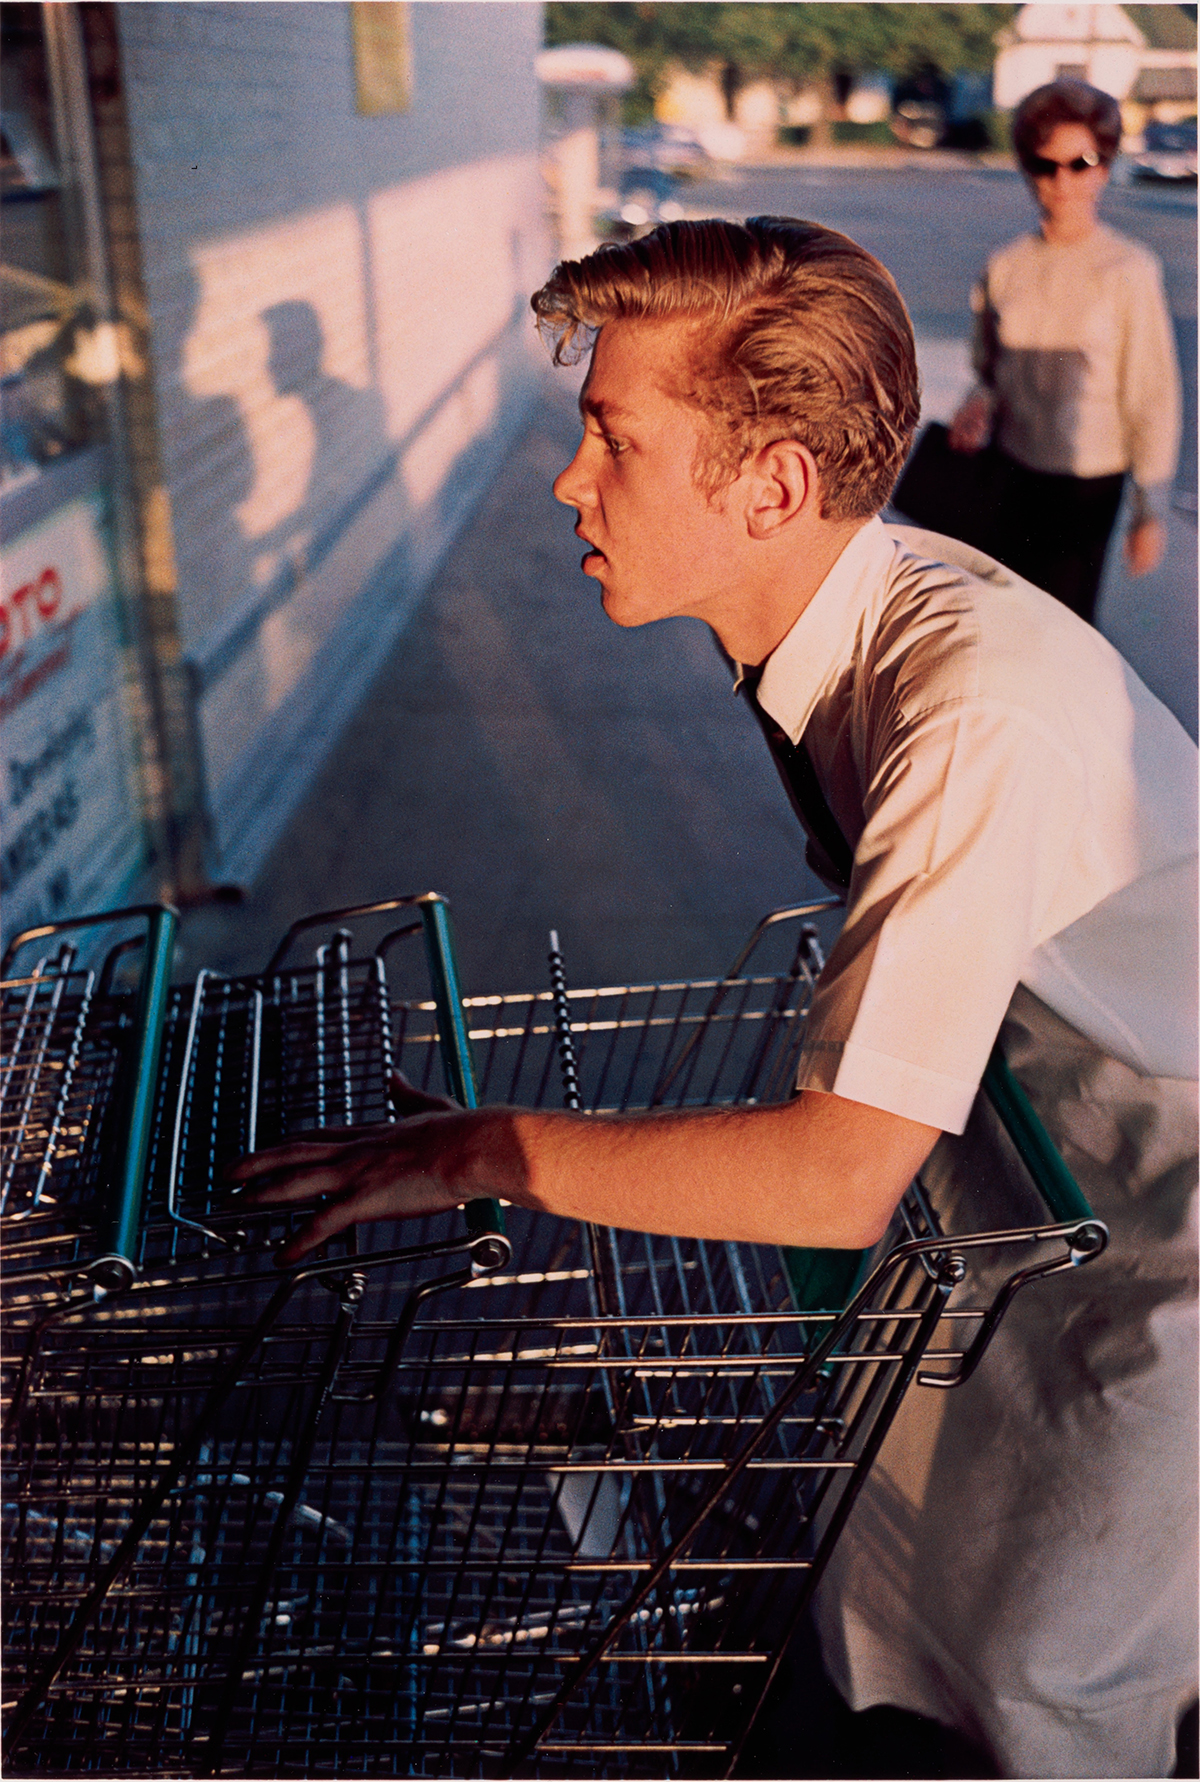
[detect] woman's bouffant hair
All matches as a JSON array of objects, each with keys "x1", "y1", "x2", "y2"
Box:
[
  {"x1": 530, "y1": 216, "x2": 920, "y2": 521},
  {"x1": 1012, "y1": 78, "x2": 1122, "y2": 169}
]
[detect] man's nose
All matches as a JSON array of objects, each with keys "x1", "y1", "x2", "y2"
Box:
[{"x1": 553, "y1": 440, "x2": 591, "y2": 508}]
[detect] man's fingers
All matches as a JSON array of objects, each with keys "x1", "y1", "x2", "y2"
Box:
[
  {"x1": 272, "y1": 1175, "x2": 453, "y2": 1266},
  {"x1": 239, "y1": 1163, "x2": 371, "y2": 1205},
  {"x1": 228, "y1": 1097, "x2": 460, "y2": 1195},
  {"x1": 227, "y1": 1129, "x2": 393, "y2": 1184},
  {"x1": 274, "y1": 1195, "x2": 375, "y2": 1265},
  {"x1": 220, "y1": 1105, "x2": 480, "y2": 1260},
  {"x1": 227, "y1": 1144, "x2": 345, "y2": 1185}
]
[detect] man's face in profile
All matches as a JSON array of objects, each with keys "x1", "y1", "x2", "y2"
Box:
[{"x1": 554, "y1": 319, "x2": 751, "y2": 636}]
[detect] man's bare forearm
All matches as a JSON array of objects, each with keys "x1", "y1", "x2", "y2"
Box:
[
  {"x1": 507, "y1": 1094, "x2": 937, "y2": 1249},
  {"x1": 233, "y1": 1086, "x2": 940, "y2": 1263}
]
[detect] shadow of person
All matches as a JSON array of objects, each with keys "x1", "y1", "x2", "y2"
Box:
[
  {"x1": 155, "y1": 259, "x2": 262, "y2": 661},
  {"x1": 124, "y1": 258, "x2": 260, "y2": 903},
  {"x1": 256, "y1": 299, "x2": 394, "y2": 569}
]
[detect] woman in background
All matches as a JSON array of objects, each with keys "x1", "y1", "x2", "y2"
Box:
[{"x1": 950, "y1": 79, "x2": 1181, "y2": 624}]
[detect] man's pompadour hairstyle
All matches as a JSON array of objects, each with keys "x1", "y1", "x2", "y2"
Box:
[{"x1": 531, "y1": 216, "x2": 921, "y2": 521}]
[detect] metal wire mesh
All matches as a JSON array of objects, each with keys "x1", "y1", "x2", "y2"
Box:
[
  {"x1": 2, "y1": 958, "x2": 126, "y2": 1266},
  {"x1": 2, "y1": 903, "x2": 1102, "y2": 1776},
  {"x1": 398, "y1": 970, "x2": 811, "y2": 1115},
  {"x1": 3, "y1": 1204, "x2": 967, "y2": 1777},
  {"x1": 2, "y1": 930, "x2": 408, "y2": 1312}
]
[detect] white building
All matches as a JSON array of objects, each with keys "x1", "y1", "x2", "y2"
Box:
[{"x1": 994, "y1": 4, "x2": 1197, "y2": 123}]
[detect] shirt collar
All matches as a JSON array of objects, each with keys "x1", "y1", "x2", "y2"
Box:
[{"x1": 747, "y1": 516, "x2": 895, "y2": 743}]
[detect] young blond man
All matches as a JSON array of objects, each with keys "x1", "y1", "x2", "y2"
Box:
[{"x1": 234, "y1": 219, "x2": 1197, "y2": 1777}]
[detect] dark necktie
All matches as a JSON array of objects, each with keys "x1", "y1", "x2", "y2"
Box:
[{"x1": 740, "y1": 675, "x2": 854, "y2": 892}]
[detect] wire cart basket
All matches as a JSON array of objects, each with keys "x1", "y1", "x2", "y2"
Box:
[{"x1": 1, "y1": 894, "x2": 1107, "y2": 1777}]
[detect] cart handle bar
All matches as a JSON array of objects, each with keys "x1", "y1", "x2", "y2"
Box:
[
  {"x1": 3, "y1": 904, "x2": 179, "y2": 1291},
  {"x1": 263, "y1": 891, "x2": 441, "y2": 976},
  {"x1": 263, "y1": 891, "x2": 505, "y2": 1261},
  {"x1": 1, "y1": 901, "x2": 178, "y2": 977},
  {"x1": 416, "y1": 894, "x2": 506, "y2": 1262}
]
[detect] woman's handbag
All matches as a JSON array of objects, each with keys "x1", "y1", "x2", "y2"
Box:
[{"x1": 891, "y1": 421, "x2": 1008, "y2": 555}]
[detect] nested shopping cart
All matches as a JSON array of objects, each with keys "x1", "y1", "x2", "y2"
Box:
[{"x1": 1, "y1": 894, "x2": 1106, "y2": 1778}]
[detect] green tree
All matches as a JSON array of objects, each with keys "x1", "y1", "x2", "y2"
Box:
[{"x1": 545, "y1": 4, "x2": 1014, "y2": 128}]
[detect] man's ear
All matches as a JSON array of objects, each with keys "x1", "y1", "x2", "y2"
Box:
[{"x1": 744, "y1": 439, "x2": 821, "y2": 540}]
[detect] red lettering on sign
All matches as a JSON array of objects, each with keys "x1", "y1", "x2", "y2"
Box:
[
  {"x1": 0, "y1": 566, "x2": 68, "y2": 660},
  {"x1": 34, "y1": 568, "x2": 61, "y2": 619}
]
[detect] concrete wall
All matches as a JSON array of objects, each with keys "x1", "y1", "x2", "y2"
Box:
[{"x1": 115, "y1": 2, "x2": 548, "y2": 880}]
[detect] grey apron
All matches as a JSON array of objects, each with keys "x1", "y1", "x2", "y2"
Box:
[{"x1": 814, "y1": 986, "x2": 1198, "y2": 1777}]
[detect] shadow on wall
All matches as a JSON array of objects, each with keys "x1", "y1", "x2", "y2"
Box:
[
  {"x1": 256, "y1": 298, "x2": 392, "y2": 572},
  {"x1": 174, "y1": 265, "x2": 421, "y2": 851},
  {"x1": 171, "y1": 287, "x2": 405, "y2": 808},
  {"x1": 167, "y1": 170, "x2": 546, "y2": 880}
]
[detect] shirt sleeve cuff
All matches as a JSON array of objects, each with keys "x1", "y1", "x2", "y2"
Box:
[
  {"x1": 795, "y1": 1036, "x2": 977, "y2": 1134},
  {"x1": 1128, "y1": 482, "x2": 1170, "y2": 525}
]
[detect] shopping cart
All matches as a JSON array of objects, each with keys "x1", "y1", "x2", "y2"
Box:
[{"x1": 1, "y1": 895, "x2": 1107, "y2": 1778}]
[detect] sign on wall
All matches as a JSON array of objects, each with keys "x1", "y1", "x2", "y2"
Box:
[
  {"x1": 1, "y1": 489, "x2": 145, "y2": 945},
  {"x1": 351, "y1": 2, "x2": 412, "y2": 115}
]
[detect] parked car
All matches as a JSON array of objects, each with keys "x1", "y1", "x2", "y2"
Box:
[
  {"x1": 890, "y1": 66, "x2": 993, "y2": 151},
  {"x1": 1132, "y1": 118, "x2": 1198, "y2": 181},
  {"x1": 600, "y1": 165, "x2": 685, "y2": 239},
  {"x1": 620, "y1": 123, "x2": 708, "y2": 174},
  {"x1": 891, "y1": 64, "x2": 951, "y2": 149}
]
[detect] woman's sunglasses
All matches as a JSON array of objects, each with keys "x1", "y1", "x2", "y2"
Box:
[{"x1": 1024, "y1": 149, "x2": 1106, "y2": 177}]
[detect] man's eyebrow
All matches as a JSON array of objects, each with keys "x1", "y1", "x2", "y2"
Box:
[{"x1": 579, "y1": 393, "x2": 636, "y2": 424}]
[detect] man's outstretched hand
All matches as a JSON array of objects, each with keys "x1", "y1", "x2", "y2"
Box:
[
  {"x1": 226, "y1": 1071, "x2": 523, "y2": 1266},
  {"x1": 229, "y1": 1074, "x2": 938, "y2": 1261}
]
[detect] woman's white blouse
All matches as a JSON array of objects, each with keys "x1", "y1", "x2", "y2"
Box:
[{"x1": 971, "y1": 223, "x2": 1181, "y2": 497}]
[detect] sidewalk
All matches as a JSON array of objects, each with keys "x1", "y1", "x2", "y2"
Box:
[{"x1": 175, "y1": 374, "x2": 836, "y2": 994}]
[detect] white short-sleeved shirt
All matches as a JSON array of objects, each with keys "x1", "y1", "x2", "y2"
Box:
[{"x1": 755, "y1": 518, "x2": 1198, "y2": 1133}]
